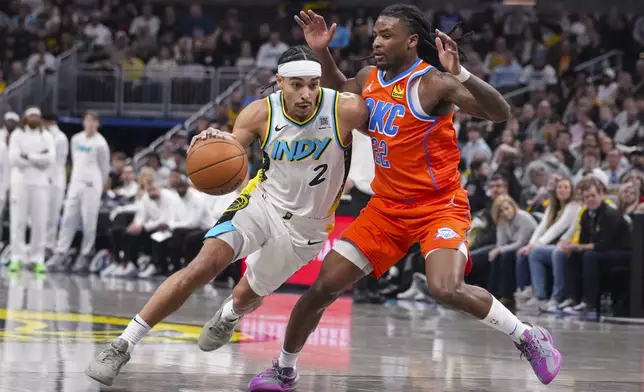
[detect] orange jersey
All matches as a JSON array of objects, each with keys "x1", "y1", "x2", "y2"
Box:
[{"x1": 362, "y1": 58, "x2": 461, "y2": 201}]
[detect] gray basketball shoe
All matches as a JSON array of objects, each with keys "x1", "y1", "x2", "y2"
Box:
[
  {"x1": 85, "y1": 338, "x2": 131, "y2": 386},
  {"x1": 198, "y1": 295, "x2": 240, "y2": 351}
]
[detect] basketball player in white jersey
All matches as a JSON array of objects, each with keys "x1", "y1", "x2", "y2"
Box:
[
  {"x1": 48, "y1": 111, "x2": 110, "y2": 273},
  {"x1": 85, "y1": 45, "x2": 369, "y2": 387},
  {"x1": 42, "y1": 112, "x2": 69, "y2": 255}
]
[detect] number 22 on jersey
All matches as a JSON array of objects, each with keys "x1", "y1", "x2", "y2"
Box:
[{"x1": 366, "y1": 98, "x2": 405, "y2": 169}]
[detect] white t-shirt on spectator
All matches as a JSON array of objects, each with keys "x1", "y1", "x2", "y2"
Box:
[
  {"x1": 169, "y1": 187, "x2": 204, "y2": 231},
  {"x1": 347, "y1": 130, "x2": 375, "y2": 195},
  {"x1": 613, "y1": 110, "x2": 641, "y2": 146},
  {"x1": 129, "y1": 15, "x2": 160, "y2": 37},
  {"x1": 256, "y1": 41, "x2": 289, "y2": 70},
  {"x1": 84, "y1": 23, "x2": 112, "y2": 47},
  {"x1": 520, "y1": 64, "x2": 557, "y2": 87},
  {"x1": 26, "y1": 52, "x2": 56, "y2": 73},
  {"x1": 133, "y1": 188, "x2": 183, "y2": 231},
  {"x1": 597, "y1": 82, "x2": 618, "y2": 103}
]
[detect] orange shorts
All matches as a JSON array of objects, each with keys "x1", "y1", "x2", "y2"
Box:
[{"x1": 342, "y1": 187, "x2": 472, "y2": 278}]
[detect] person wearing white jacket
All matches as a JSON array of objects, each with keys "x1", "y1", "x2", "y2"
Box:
[
  {"x1": 43, "y1": 113, "x2": 69, "y2": 254},
  {"x1": 8, "y1": 107, "x2": 55, "y2": 272},
  {"x1": 48, "y1": 111, "x2": 110, "y2": 273},
  {"x1": 517, "y1": 178, "x2": 582, "y2": 311},
  {"x1": 117, "y1": 182, "x2": 182, "y2": 278},
  {"x1": 139, "y1": 175, "x2": 205, "y2": 278},
  {"x1": 0, "y1": 135, "x2": 9, "y2": 227}
]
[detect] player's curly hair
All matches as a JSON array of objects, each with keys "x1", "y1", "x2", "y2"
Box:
[
  {"x1": 376, "y1": 4, "x2": 470, "y2": 72},
  {"x1": 261, "y1": 45, "x2": 321, "y2": 93}
]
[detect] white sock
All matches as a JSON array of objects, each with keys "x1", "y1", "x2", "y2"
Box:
[
  {"x1": 278, "y1": 347, "x2": 300, "y2": 369},
  {"x1": 119, "y1": 314, "x2": 151, "y2": 353},
  {"x1": 221, "y1": 299, "x2": 241, "y2": 322},
  {"x1": 481, "y1": 296, "x2": 530, "y2": 344}
]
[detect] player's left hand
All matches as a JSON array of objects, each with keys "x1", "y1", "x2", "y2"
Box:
[{"x1": 434, "y1": 29, "x2": 461, "y2": 76}]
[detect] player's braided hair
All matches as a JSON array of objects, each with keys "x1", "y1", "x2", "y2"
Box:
[
  {"x1": 261, "y1": 45, "x2": 322, "y2": 93},
  {"x1": 376, "y1": 4, "x2": 471, "y2": 72}
]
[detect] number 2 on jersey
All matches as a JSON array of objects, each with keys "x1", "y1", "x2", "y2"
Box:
[
  {"x1": 309, "y1": 164, "x2": 328, "y2": 186},
  {"x1": 371, "y1": 137, "x2": 390, "y2": 168}
]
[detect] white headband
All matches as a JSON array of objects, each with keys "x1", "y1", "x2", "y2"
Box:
[
  {"x1": 277, "y1": 60, "x2": 322, "y2": 78},
  {"x1": 4, "y1": 112, "x2": 19, "y2": 122},
  {"x1": 25, "y1": 107, "x2": 41, "y2": 117}
]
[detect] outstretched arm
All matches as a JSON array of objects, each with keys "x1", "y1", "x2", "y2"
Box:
[
  {"x1": 294, "y1": 10, "x2": 369, "y2": 95},
  {"x1": 432, "y1": 30, "x2": 511, "y2": 123}
]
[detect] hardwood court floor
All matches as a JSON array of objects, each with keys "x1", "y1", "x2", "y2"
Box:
[{"x1": 0, "y1": 271, "x2": 642, "y2": 392}]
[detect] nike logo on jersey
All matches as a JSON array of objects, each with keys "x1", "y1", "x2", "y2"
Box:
[
  {"x1": 275, "y1": 125, "x2": 287, "y2": 132},
  {"x1": 308, "y1": 240, "x2": 324, "y2": 245},
  {"x1": 271, "y1": 137, "x2": 331, "y2": 162}
]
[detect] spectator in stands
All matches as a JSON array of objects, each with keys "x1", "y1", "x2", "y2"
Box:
[
  {"x1": 604, "y1": 149, "x2": 628, "y2": 188},
  {"x1": 158, "y1": 5, "x2": 181, "y2": 45},
  {"x1": 519, "y1": 178, "x2": 581, "y2": 310},
  {"x1": 126, "y1": 181, "x2": 181, "y2": 278},
  {"x1": 139, "y1": 172, "x2": 203, "y2": 278},
  {"x1": 487, "y1": 194, "x2": 537, "y2": 309},
  {"x1": 26, "y1": 40, "x2": 56, "y2": 73},
  {"x1": 328, "y1": 14, "x2": 350, "y2": 49},
  {"x1": 573, "y1": 149, "x2": 600, "y2": 184},
  {"x1": 84, "y1": 11, "x2": 112, "y2": 47},
  {"x1": 146, "y1": 45, "x2": 177, "y2": 81},
  {"x1": 109, "y1": 31, "x2": 130, "y2": 63},
  {"x1": 256, "y1": 31, "x2": 288, "y2": 71},
  {"x1": 108, "y1": 151, "x2": 127, "y2": 191},
  {"x1": 597, "y1": 68, "x2": 618, "y2": 104},
  {"x1": 236, "y1": 40, "x2": 255, "y2": 68},
  {"x1": 432, "y1": 2, "x2": 461, "y2": 33},
  {"x1": 555, "y1": 130, "x2": 576, "y2": 170},
  {"x1": 181, "y1": 4, "x2": 213, "y2": 37},
  {"x1": 461, "y1": 125, "x2": 492, "y2": 169},
  {"x1": 618, "y1": 182, "x2": 642, "y2": 217},
  {"x1": 614, "y1": 98, "x2": 640, "y2": 146},
  {"x1": 483, "y1": 37, "x2": 509, "y2": 76},
  {"x1": 143, "y1": 151, "x2": 170, "y2": 186},
  {"x1": 520, "y1": 50, "x2": 558, "y2": 89},
  {"x1": 489, "y1": 51, "x2": 523, "y2": 93},
  {"x1": 465, "y1": 158, "x2": 490, "y2": 215},
  {"x1": 466, "y1": 174, "x2": 509, "y2": 288},
  {"x1": 115, "y1": 164, "x2": 137, "y2": 199},
  {"x1": 524, "y1": 100, "x2": 552, "y2": 140},
  {"x1": 565, "y1": 177, "x2": 632, "y2": 315},
  {"x1": 129, "y1": 3, "x2": 159, "y2": 37}
]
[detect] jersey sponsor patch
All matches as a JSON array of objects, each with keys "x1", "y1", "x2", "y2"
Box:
[
  {"x1": 319, "y1": 116, "x2": 330, "y2": 129},
  {"x1": 391, "y1": 83, "x2": 405, "y2": 99},
  {"x1": 435, "y1": 227, "x2": 459, "y2": 240}
]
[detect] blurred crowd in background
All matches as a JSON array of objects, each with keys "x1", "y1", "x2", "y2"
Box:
[{"x1": 0, "y1": 1, "x2": 643, "y2": 317}]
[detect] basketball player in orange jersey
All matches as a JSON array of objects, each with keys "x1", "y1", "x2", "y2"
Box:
[{"x1": 249, "y1": 6, "x2": 561, "y2": 391}]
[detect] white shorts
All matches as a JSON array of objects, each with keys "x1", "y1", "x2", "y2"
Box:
[{"x1": 204, "y1": 187, "x2": 332, "y2": 296}]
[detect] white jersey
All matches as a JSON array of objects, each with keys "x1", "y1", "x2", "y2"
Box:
[
  {"x1": 69, "y1": 131, "x2": 110, "y2": 188},
  {"x1": 256, "y1": 88, "x2": 351, "y2": 220}
]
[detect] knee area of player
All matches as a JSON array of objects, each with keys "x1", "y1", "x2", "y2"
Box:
[{"x1": 425, "y1": 275, "x2": 466, "y2": 303}]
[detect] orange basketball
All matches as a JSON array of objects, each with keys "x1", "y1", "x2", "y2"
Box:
[{"x1": 186, "y1": 138, "x2": 248, "y2": 195}]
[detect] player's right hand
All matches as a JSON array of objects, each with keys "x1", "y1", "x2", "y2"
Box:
[
  {"x1": 294, "y1": 10, "x2": 335, "y2": 52},
  {"x1": 190, "y1": 127, "x2": 235, "y2": 149}
]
